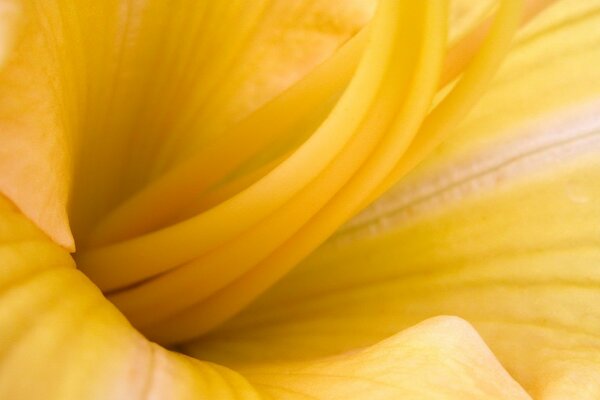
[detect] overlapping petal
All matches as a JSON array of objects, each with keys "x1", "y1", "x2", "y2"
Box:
[{"x1": 0, "y1": 195, "x2": 531, "y2": 399}]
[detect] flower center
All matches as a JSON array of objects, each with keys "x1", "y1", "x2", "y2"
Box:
[{"x1": 72, "y1": 0, "x2": 531, "y2": 345}]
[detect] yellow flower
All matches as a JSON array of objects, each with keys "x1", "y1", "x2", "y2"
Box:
[{"x1": 1, "y1": 0, "x2": 599, "y2": 398}]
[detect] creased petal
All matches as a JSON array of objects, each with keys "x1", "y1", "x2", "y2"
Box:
[
  {"x1": 0, "y1": 195, "x2": 529, "y2": 399},
  {"x1": 186, "y1": 1, "x2": 600, "y2": 397}
]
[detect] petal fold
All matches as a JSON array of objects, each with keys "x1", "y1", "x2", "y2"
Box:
[
  {"x1": 0, "y1": 196, "x2": 530, "y2": 399},
  {"x1": 244, "y1": 317, "x2": 530, "y2": 400},
  {"x1": 0, "y1": 195, "x2": 264, "y2": 399}
]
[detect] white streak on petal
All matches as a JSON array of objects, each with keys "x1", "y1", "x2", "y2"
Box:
[{"x1": 336, "y1": 100, "x2": 600, "y2": 244}]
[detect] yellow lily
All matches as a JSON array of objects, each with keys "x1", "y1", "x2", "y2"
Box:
[{"x1": 1, "y1": 0, "x2": 599, "y2": 398}]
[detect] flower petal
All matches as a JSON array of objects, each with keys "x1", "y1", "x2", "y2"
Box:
[
  {"x1": 0, "y1": 195, "x2": 265, "y2": 399},
  {"x1": 186, "y1": 1, "x2": 600, "y2": 397},
  {"x1": 0, "y1": 0, "x2": 373, "y2": 247},
  {"x1": 0, "y1": 0, "x2": 75, "y2": 249},
  {"x1": 243, "y1": 317, "x2": 530, "y2": 400},
  {"x1": 0, "y1": 195, "x2": 530, "y2": 399}
]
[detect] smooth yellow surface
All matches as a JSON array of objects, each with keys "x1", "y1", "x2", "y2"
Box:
[{"x1": 1, "y1": 0, "x2": 600, "y2": 399}]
